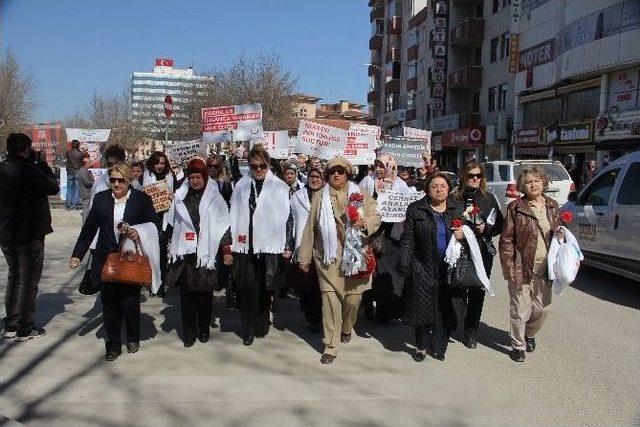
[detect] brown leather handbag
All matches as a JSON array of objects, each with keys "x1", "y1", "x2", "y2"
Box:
[{"x1": 101, "y1": 237, "x2": 152, "y2": 286}]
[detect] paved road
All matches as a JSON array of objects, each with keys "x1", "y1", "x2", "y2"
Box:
[{"x1": 0, "y1": 210, "x2": 638, "y2": 426}]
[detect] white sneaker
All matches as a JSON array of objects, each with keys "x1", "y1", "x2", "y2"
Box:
[
  {"x1": 16, "y1": 328, "x2": 46, "y2": 342},
  {"x1": 3, "y1": 327, "x2": 17, "y2": 339}
]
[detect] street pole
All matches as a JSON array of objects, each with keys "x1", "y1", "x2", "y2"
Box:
[{"x1": 164, "y1": 118, "x2": 169, "y2": 149}]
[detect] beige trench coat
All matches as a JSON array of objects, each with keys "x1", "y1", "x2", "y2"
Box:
[{"x1": 298, "y1": 185, "x2": 381, "y2": 298}]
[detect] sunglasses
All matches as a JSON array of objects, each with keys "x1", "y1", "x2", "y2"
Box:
[
  {"x1": 327, "y1": 166, "x2": 347, "y2": 175},
  {"x1": 109, "y1": 177, "x2": 127, "y2": 184},
  {"x1": 208, "y1": 163, "x2": 220, "y2": 169},
  {"x1": 249, "y1": 162, "x2": 269, "y2": 171},
  {"x1": 467, "y1": 173, "x2": 483, "y2": 179}
]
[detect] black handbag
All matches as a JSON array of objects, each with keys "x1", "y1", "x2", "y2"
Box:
[
  {"x1": 78, "y1": 255, "x2": 101, "y2": 295},
  {"x1": 226, "y1": 277, "x2": 241, "y2": 309},
  {"x1": 447, "y1": 245, "x2": 485, "y2": 290}
]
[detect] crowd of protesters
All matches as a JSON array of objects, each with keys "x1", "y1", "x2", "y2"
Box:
[{"x1": 1, "y1": 132, "x2": 568, "y2": 366}]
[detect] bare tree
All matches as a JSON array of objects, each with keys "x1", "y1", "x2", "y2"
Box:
[
  {"x1": 0, "y1": 49, "x2": 37, "y2": 150},
  {"x1": 181, "y1": 53, "x2": 298, "y2": 139}
]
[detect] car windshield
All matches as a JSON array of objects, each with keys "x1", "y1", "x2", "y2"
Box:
[{"x1": 514, "y1": 163, "x2": 570, "y2": 182}]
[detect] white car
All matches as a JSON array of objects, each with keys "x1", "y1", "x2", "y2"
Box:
[
  {"x1": 485, "y1": 160, "x2": 575, "y2": 215},
  {"x1": 561, "y1": 151, "x2": 640, "y2": 282}
]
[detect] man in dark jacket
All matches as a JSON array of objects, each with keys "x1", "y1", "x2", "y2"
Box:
[
  {"x1": 0, "y1": 133, "x2": 59, "y2": 341},
  {"x1": 65, "y1": 139, "x2": 84, "y2": 210}
]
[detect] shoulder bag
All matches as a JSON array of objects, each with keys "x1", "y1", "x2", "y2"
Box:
[
  {"x1": 447, "y1": 244, "x2": 484, "y2": 290},
  {"x1": 101, "y1": 237, "x2": 152, "y2": 286}
]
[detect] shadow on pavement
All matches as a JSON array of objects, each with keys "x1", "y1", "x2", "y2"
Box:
[{"x1": 570, "y1": 265, "x2": 640, "y2": 310}]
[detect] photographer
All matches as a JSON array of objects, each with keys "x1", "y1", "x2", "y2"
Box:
[{"x1": 0, "y1": 133, "x2": 59, "y2": 341}]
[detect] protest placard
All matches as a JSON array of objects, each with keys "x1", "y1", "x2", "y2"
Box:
[
  {"x1": 343, "y1": 123, "x2": 379, "y2": 165},
  {"x1": 295, "y1": 120, "x2": 347, "y2": 160},
  {"x1": 403, "y1": 126, "x2": 431, "y2": 141},
  {"x1": 376, "y1": 191, "x2": 425, "y2": 222},
  {"x1": 166, "y1": 140, "x2": 203, "y2": 166},
  {"x1": 143, "y1": 180, "x2": 173, "y2": 213},
  {"x1": 380, "y1": 137, "x2": 430, "y2": 168},
  {"x1": 66, "y1": 128, "x2": 111, "y2": 168},
  {"x1": 251, "y1": 131, "x2": 290, "y2": 159},
  {"x1": 202, "y1": 103, "x2": 263, "y2": 143}
]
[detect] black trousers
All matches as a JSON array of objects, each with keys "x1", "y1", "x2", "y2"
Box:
[
  {"x1": 295, "y1": 265, "x2": 322, "y2": 326},
  {"x1": 237, "y1": 255, "x2": 271, "y2": 338},
  {"x1": 464, "y1": 255, "x2": 493, "y2": 339},
  {"x1": 157, "y1": 229, "x2": 169, "y2": 294},
  {"x1": 100, "y1": 282, "x2": 141, "y2": 350},
  {"x1": 1, "y1": 239, "x2": 44, "y2": 333},
  {"x1": 180, "y1": 285, "x2": 213, "y2": 344},
  {"x1": 415, "y1": 324, "x2": 449, "y2": 355}
]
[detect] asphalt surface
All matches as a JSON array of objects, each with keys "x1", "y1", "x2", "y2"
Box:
[{"x1": 0, "y1": 210, "x2": 638, "y2": 426}]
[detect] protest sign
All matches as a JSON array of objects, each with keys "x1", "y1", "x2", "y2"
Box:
[
  {"x1": 403, "y1": 126, "x2": 431, "y2": 140},
  {"x1": 295, "y1": 120, "x2": 347, "y2": 160},
  {"x1": 376, "y1": 191, "x2": 425, "y2": 222},
  {"x1": 344, "y1": 123, "x2": 379, "y2": 165},
  {"x1": 88, "y1": 168, "x2": 108, "y2": 182},
  {"x1": 237, "y1": 159, "x2": 250, "y2": 177},
  {"x1": 66, "y1": 128, "x2": 111, "y2": 168},
  {"x1": 380, "y1": 137, "x2": 429, "y2": 168},
  {"x1": 251, "y1": 131, "x2": 290, "y2": 159},
  {"x1": 202, "y1": 103, "x2": 263, "y2": 143},
  {"x1": 29, "y1": 124, "x2": 63, "y2": 165},
  {"x1": 166, "y1": 140, "x2": 204, "y2": 166},
  {"x1": 143, "y1": 180, "x2": 173, "y2": 213}
]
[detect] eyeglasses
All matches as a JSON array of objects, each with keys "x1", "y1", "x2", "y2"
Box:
[
  {"x1": 308, "y1": 174, "x2": 323, "y2": 180},
  {"x1": 109, "y1": 177, "x2": 127, "y2": 184},
  {"x1": 327, "y1": 166, "x2": 346, "y2": 175},
  {"x1": 249, "y1": 162, "x2": 269, "y2": 171},
  {"x1": 467, "y1": 173, "x2": 483, "y2": 179}
]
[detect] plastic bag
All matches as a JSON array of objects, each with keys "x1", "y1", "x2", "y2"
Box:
[{"x1": 552, "y1": 242, "x2": 582, "y2": 295}]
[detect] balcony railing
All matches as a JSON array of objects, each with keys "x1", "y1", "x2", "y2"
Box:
[
  {"x1": 407, "y1": 77, "x2": 418, "y2": 91},
  {"x1": 388, "y1": 16, "x2": 402, "y2": 34},
  {"x1": 409, "y1": 7, "x2": 427, "y2": 28},
  {"x1": 386, "y1": 47, "x2": 401, "y2": 62},
  {"x1": 369, "y1": 34, "x2": 383, "y2": 50},
  {"x1": 448, "y1": 66, "x2": 483, "y2": 89},
  {"x1": 367, "y1": 90, "x2": 380, "y2": 103},
  {"x1": 385, "y1": 80, "x2": 400, "y2": 93},
  {"x1": 450, "y1": 18, "x2": 485, "y2": 47},
  {"x1": 368, "y1": 63, "x2": 383, "y2": 76},
  {"x1": 407, "y1": 45, "x2": 419, "y2": 61},
  {"x1": 370, "y1": 6, "x2": 383, "y2": 22}
]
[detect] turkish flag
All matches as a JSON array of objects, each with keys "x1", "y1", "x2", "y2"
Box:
[{"x1": 155, "y1": 58, "x2": 174, "y2": 67}]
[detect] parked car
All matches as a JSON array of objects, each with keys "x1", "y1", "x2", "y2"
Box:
[
  {"x1": 561, "y1": 151, "x2": 640, "y2": 282},
  {"x1": 485, "y1": 159, "x2": 575, "y2": 215}
]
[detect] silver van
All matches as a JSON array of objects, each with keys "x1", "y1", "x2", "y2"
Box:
[{"x1": 561, "y1": 151, "x2": 640, "y2": 282}]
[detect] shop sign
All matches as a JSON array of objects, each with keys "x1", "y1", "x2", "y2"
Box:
[
  {"x1": 607, "y1": 67, "x2": 640, "y2": 113},
  {"x1": 515, "y1": 129, "x2": 540, "y2": 145},
  {"x1": 508, "y1": 34, "x2": 520, "y2": 73},
  {"x1": 443, "y1": 127, "x2": 485, "y2": 147},
  {"x1": 557, "y1": 122, "x2": 593, "y2": 143},
  {"x1": 518, "y1": 39, "x2": 554, "y2": 71},
  {"x1": 596, "y1": 109, "x2": 640, "y2": 140},
  {"x1": 430, "y1": 114, "x2": 460, "y2": 133}
]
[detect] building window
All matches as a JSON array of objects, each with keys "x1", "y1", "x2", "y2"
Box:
[
  {"x1": 490, "y1": 38, "x2": 499, "y2": 62},
  {"x1": 488, "y1": 86, "x2": 497, "y2": 112},
  {"x1": 386, "y1": 92, "x2": 397, "y2": 112},
  {"x1": 476, "y1": 2, "x2": 484, "y2": 17},
  {"x1": 407, "y1": 61, "x2": 418, "y2": 79},
  {"x1": 498, "y1": 83, "x2": 508, "y2": 110},
  {"x1": 562, "y1": 87, "x2": 600, "y2": 122},
  {"x1": 372, "y1": 18, "x2": 384, "y2": 36},
  {"x1": 492, "y1": 0, "x2": 499, "y2": 13},
  {"x1": 473, "y1": 92, "x2": 480, "y2": 113},
  {"x1": 474, "y1": 47, "x2": 482, "y2": 65},
  {"x1": 503, "y1": 0, "x2": 511, "y2": 7},
  {"x1": 500, "y1": 32, "x2": 510, "y2": 59},
  {"x1": 407, "y1": 91, "x2": 417, "y2": 110}
]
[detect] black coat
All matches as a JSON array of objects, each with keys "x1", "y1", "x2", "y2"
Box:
[
  {"x1": 72, "y1": 188, "x2": 159, "y2": 290},
  {"x1": 398, "y1": 197, "x2": 463, "y2": 327},
  {"x1": 449, "y1": 188, "x2": 504, "y2": 275},
  {"x1": 0, "y1": 154, "x2": 59, "y2": 246}
]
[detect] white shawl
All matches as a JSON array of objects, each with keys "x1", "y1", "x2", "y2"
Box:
[
  {"x1": 142, "y1": 169, "x2": 174, "y2": 191},
  {"x1": 230, "y1": 170, "x2": 290, "y2": 254},
  {"x1": 166, "y1": 180, "x2": 230, "y2": 269},
  {"x1": 444, "y1": 225, "x2": 495, "y2": 296},
  {"x1": 359, "y1": 174, "x2": 409, "y2": 196},
  {"x1": 291, "y1": 187, "x2": 312, "y2": 252},
  {"x1": 319, "y1": 181, "x2": 360, "y2": 266},
  {"x1": 122, "y1": 222, "x2": 161, "y2": 293}
]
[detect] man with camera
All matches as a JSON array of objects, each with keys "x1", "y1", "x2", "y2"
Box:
[{"x1": 0, "y1": 133, "x2": 59, "y2": 341}]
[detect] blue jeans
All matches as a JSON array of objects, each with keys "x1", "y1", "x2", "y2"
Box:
[{"x1": 66, "y1": 172, "x2": 80, "y2": 207}]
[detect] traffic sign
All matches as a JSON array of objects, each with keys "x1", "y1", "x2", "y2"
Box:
[{"x1": 164, "y1": 95, "x2": 173, "y2": 119}]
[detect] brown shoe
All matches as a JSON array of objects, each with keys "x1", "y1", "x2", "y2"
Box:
[
  {"x1": 320, "y1": 353, "x2": 336, "y2": 364},
  {"x1": 340, "y1": 333, "x2": 352, "y2": 343}
]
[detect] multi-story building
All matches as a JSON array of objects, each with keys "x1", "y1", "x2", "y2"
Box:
[
  {"x1": 131, "y1": 58, "x2": 211, "y2": 139},
  {"x1": 512, "y1": 0, "x2": 640, "y2": 167},
  {"x1": 369, "y1": 0, "x2": 640, "y2": 171}
]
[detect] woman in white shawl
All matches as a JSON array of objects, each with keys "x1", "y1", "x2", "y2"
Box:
[
  {"x1": 165, "y1": 157, "x2": 232, "y2": 347},
  {"x1": 290, "y1": 168, "x2": 324, "y2": 333},
  {"x1": 298, "y1": 157, "x2": 381, "y2": 364},
  {"x1": 359, "y1": 154, "x2": 412, "y2": 323},
  {"x1": 230, "y1": 145, "x2": 294, "y2": 346}
]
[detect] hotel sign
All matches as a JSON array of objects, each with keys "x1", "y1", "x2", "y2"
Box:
[{"x1": 518, "y1": 39, "x2": 554, "y2": 71}]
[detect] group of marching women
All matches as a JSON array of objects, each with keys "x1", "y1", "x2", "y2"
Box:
[{"x1": 69, "y1": 143, "x2": 566, "y2": 365}]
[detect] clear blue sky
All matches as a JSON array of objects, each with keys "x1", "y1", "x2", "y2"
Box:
[{"x1": 1, "y1": 0, "x2": 371, "y2": 123}]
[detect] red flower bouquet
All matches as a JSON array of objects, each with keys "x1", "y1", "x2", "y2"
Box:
[
  {"x1": 451, "y1": 218, "x2": 464, "y2": 228},
  {"x1": 561, "y1": 210, "x2": 574, "y2": 224},
  {"x1": 342, "y1": 192, "x2": 375, "y2": 278}
]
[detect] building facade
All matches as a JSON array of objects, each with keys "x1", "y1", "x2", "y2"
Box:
[
  {"x1": 131, "y1": 58, "x2": 211, "y2": 139},
  {"x1": 368, "y1": 0, "x2": 640, "y2": 170}
]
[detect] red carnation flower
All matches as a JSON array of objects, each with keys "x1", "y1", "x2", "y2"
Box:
[
  {"x1": 561, "y1": 210, "x2": 574, "y2": 224},
  {"x1": 471, "y1": 204, "x2": 481, "y2": 215},
  {"x1": 347, "y1": 205, "x2": 360, "y2": 222},
  {"x1": 349, "y1": 192, "x2": 364, "y2": 203},
  {"x1": 451, "y1": 218, "x2": 464, "y2": 228}
]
